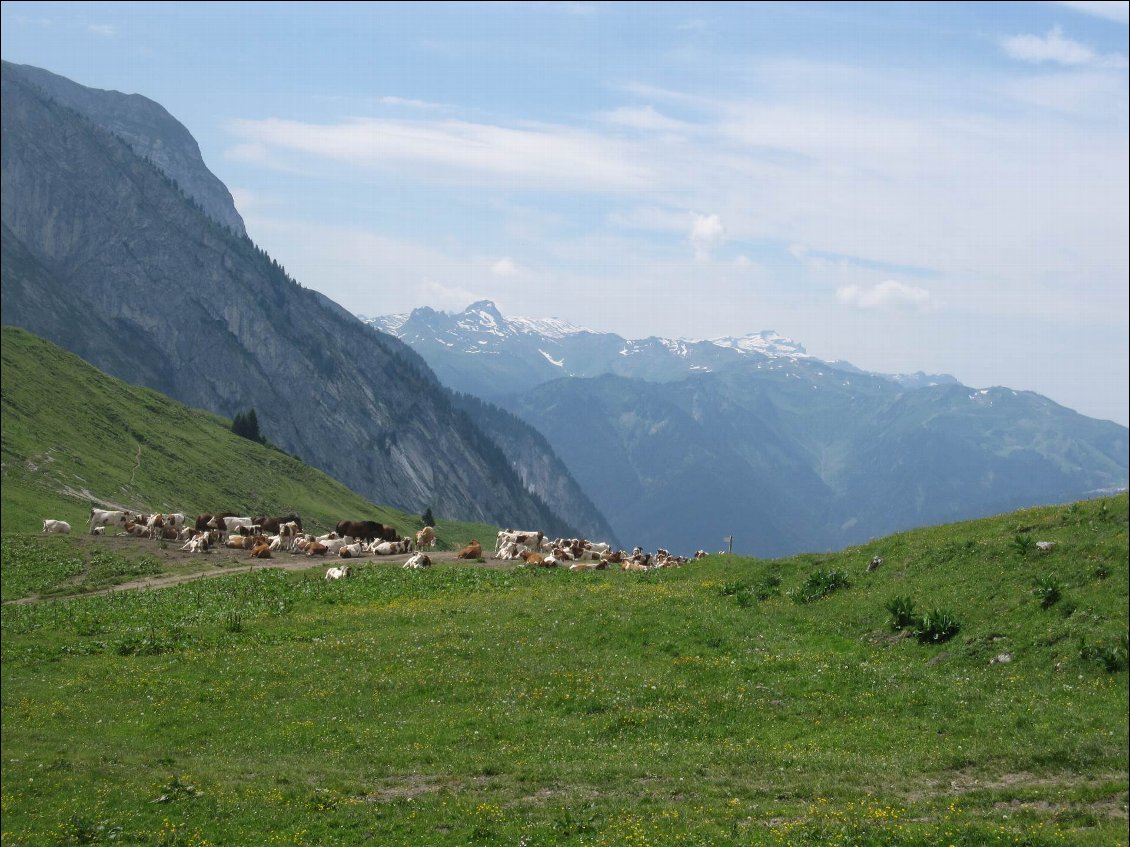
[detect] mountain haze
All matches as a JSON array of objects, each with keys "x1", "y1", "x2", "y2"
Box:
[
  {"x1": 0, "y1": 62, "x2": 573, "y2": 534},
  {"x1": 370, "y1": 302, "x2": 1129, "y2": 556}
]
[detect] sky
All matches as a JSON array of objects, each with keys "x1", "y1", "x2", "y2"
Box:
[{"x1": 3, "y1": 1, "x2": 1128, "y2": 426}]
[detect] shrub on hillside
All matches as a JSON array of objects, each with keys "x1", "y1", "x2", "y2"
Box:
[
  {"x1": 914, "y1": 609, "x2": 961, "y2": 644},
  {"x1": 792, "y1": 570, "x2": 851, "y2": 604},
  {"x1": 1080, "y1": 634, "x2": 1129, "y2": 673},
  {"x1": 886, "y1": 595, "x2": 917, "y2": 631},
  {"x1": 1032, "y1": 575, "x2": 1062, "y2": 609}
]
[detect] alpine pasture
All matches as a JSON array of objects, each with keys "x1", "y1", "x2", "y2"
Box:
[{"x1": 2, "y1": 327, "x2": 1127, "y2": 845}]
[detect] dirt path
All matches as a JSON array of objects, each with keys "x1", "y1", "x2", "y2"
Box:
[{"x1": 5, "y1": 533, "x2": 493, "y2": 605}]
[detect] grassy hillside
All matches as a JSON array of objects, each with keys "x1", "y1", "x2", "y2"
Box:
[
  {"x1": 1, "y1": 493, "x2": 1125, "y2": 845},
  {"x1": 0, "y1": 325, "x2": 494, "y2": 546}
]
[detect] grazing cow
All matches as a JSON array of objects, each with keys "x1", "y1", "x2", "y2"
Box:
[
  {"x1": 415, "y1": 526, "x2": 437, "y2": 550},
  {"x1": 89, "y1": 509, "x2": 130, "y2": 534},
  {"x1": 325, "y1": 565, "x2": 352, "y2": 580},
  {"x1": 867, "y1": 556, "x2": 884, "y2": 572},
  {"x1": 336, "y1": 520, "x2": 397, "y2": 542},
  {"x1": 403, "y1": 552, "x2": 431, "y2": 569},
  {"x1": 456, "y1": 539, "x2": 482, "y2": 560},
  {"x1": 195, "y1": 513, "x2": 215, "y2": 532},
  {"x1": 250, "y1": 543, "x2": 272, "y2": 559},
  {"x1": 42, "y1": 519, "x2": 71, "y2": 534}
]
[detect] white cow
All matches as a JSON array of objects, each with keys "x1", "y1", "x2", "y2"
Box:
[
  {"x1": 403, "y1": 552, "x2": 431, "y2": 569},
  {"x1": 495, "y1": 529, "x2": 544, "y2": 555},
  {"x1": 89, "y1": 509, "x2": 130, "y2": 534},
  {"x1": 325, "y1": 565, "x2": 352, "y2": 580},
  {"x1": 42, "y1": 519, "x2": 71, "y2": 534}
]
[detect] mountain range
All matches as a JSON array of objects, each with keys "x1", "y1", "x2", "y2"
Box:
[
  {"x1": 0, "y1": 61, "x2": 586, "y2": 537},
  {"x1": 366, "y1": 302, "x2": 1129, "y2": 556},
  {"x1": 3, "y1": 60, "x2": 1125, "y2": 559}
]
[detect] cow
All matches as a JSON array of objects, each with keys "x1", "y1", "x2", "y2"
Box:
[
  {"x1": 91, "y1": 526, "x2": 106, "y2": 536},
  {"x1": 494, "y1": 540, "x2": 523, "y2": 561},
  {"x1": 456, "y1": 539, "x2": 482, "y2": 560},
  {"x1": 495, "y1": 529, "x2": 544, "y2": 555},
  {"x1": 325, "y1": 565, "x2": 352, "y2": 580},
  {"x1": 338, "y1": 542, "x2": 366, "y2": 558},
  {"x1": 306, "y1": 542, "x2": 330, "y2": 557},
  {"x1": 253, "y1": 514, "x2": 303, "y2": 535},
  {"x1": 89, "y1": 509, "x2": 130, "y2": 534},
  {"x1": 181, "y1": 533, "x2": 211, "y2": 553},
  {"x1": 250, "y1": 543, "x2": 272, "y2": 559},
  {"x1": 221, "y1": 516, "x2": 256, "y2": 533},
  {"x1": 42, "y1": 519, "x2": 71, "y2": 534},
  {"x1": 124, "y1": 521, "x2": 151, "y2": 538},
  {"x1": 415, "y1": 526, "x2": 437, "y2": 550},
  {"x1": 371, "y1": 538, "x2": 410, "y2": 556},
  {"x1": 336, "y1": 520, "x2": 397, "y2": 542},
  {"x1": 403, "y1": 552, "x2": 431, "y2": 569}
]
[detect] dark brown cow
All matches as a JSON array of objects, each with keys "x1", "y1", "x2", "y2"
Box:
[
  {"x1": 253, "y1": 514, "x2": 303, "y2": 534},
  {"x1": 336, "y1": 520, "x2": 397, "y2": 542}
]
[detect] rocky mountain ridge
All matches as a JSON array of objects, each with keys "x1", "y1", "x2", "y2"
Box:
[
  {"x1": 0, "y1": 62, "x2": 575, "y2": 535},
  {"x1": 363, "y1": 300, "x2": 958, "y2": 399}
]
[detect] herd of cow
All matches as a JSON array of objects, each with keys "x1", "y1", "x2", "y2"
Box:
[{"x1": 40, "y1": 509, "x2": 704, "y2": 579}]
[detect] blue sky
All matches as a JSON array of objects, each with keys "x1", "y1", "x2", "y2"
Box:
[{"x1": 3, "y1": 1, "x2": 1128, "y2": 425}]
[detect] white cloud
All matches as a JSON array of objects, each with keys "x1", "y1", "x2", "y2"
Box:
[
  {"x1": 227, "y1": 116, "x2": 652, "y2": 192},
  {"x1": 600, "y1": 105, "x2": 689, "y2": 132},
  {"x1": 1000, "y1": 26, "x2": 1128, "y2": 68},
  {"x1": 379, "y1": 95, "x2": 446, "y2": 110},
  {"x1": 837, "y1": 281, "x2": 936, "y2": 312},
  {"x1": 87, "y1": 23, "x2": 114, "y2": 36},
  {"x1": 690, "y1": 213, "x2": 725, "y2": 260},
  {"x1": 1055, "y1": 1, "x2": 1130, "y2": 24},
  {"x1": 491, "y1": 257, "x2": 519, "y2": 276}
]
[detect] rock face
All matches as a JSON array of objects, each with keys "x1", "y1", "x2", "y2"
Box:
[
  {"x1": 448, "y1": 392, "x2": 619, "y2": 546},
  {"x1": 0, "y1": 62, "x2": 570, "y2": 532},
  {"x1": 5, "y1": 62, "x2": 246, "y2": 237}
]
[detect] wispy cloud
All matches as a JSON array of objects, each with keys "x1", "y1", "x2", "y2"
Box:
[
  {"x1": 1000, "y1": 25, "x2": 1128, "y2": 68},
  {"x1": 87, "y1": 23, "x2": 115, "y2": 37},
  {"x1": 379, "y1": 95, "x2": 447, "y2": 111},
  {"x1": 599, "y1": 105, "x2": 689, "y2": 132},
  {"x1": 1054, "y1": 1, "x2": 1130, "y2": 24},
  {"x1": 227, "y1": 116, "x2": 652, "y2": 191},
  {"x1": 837, "y1": 281, "x2": 935, "y2": 312},
  {"x1": 491, "y1": 257, "x2": 520, "y2": 276}
]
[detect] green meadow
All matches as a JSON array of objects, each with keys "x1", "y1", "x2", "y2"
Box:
[
  {"x1": 2, "y1": 325, "x2": 1127, "y2": 844},
  {"x1": 2, "y1": 495, "x2": 1126, "y2": 846}
]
